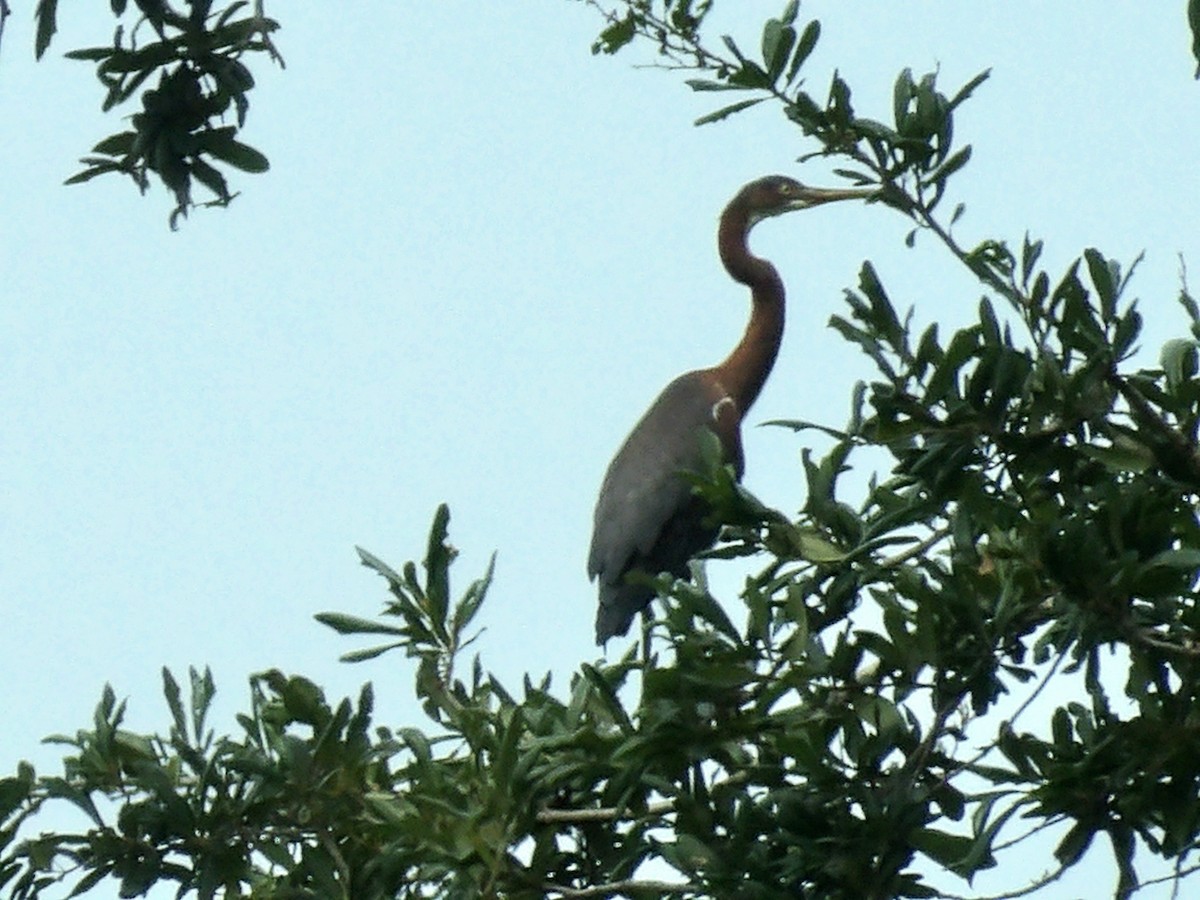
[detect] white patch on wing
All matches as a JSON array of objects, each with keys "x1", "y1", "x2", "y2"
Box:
[{"x1": 711, "y1": 395, "x2": 736, "y2": 422}]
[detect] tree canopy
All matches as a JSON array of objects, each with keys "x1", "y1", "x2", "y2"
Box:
[{"x1": 4, "y1": 2, "x2": 1200, "y2": 898}]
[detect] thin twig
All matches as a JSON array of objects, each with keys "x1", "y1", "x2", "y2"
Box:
[
  {"x1": 316, "y1": 832, "x2": 352, "y2": 900},
  {"x1": 935, "y1": 861, "x2": 1071, "y2": 900},
  {"x1": 991, "y1": 813, "x2": 1064, "y2": 854},
  {"x1": 961, "y1": 645, "x2": 1067, "y2": 772},
  {"x1": 1139, "y1": 857, "x2": 1200, "y2": 895},
  {"x1": 1111, "y1": 375, "x2": 1200, "y2": 486},
  {"x1": 878, "y1": 527, "x2": 950, "y2": 568},
  {"x1": 536, "y1": 773, "x2": 749, "y2": 824},
  {"x1": 1130, "y1": 628, "x2": 1200, "y2": 658}
]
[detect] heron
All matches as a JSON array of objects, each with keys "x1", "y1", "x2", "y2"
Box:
[{"x1": 588, "y1": 175, "x2": 872, "y2": 644}]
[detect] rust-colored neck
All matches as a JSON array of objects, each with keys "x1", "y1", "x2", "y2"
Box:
[{"x1": 713, "y1": 204, "x2": 785, "y2": 415}]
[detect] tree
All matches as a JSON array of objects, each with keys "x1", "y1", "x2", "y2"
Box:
[{"x1": 4, "y1": 2, "x2": 1200, "y2": 897}]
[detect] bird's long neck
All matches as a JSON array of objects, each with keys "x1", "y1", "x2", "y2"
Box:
[{"x1": 713, "y1": 205, "x2": 785, "y2": 414}]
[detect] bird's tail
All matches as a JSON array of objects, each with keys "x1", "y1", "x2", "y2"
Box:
[{"x1": 594, "y1": 580, "x2": 653, "y2": 645}]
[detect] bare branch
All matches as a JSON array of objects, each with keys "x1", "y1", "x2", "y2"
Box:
[
  {"x1": 537, "y1": 773, "x2": 750, "y2": 824},
  {"x1": 536, "y1": 797, "x2": 675, "y2": 824},
  {"x1": 878, "y1": 527, "x2": 950, "y2": 568},
  {"x1": 545, "y1": 878, "x2": 695, "y2": 898}
]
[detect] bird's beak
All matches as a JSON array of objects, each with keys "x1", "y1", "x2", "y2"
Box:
[{"x1": 793, "y1": 185, "x2": 876, "y2": 209}]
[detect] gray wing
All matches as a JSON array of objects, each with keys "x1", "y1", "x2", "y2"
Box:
[
  {"x1": 588, "y1": 373, "x2": 716, "y2": 580},
  {"x1": 588, "y1": 372, "x2": 740, "y2": 641}
]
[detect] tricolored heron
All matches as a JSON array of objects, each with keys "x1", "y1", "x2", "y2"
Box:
[{"x1": 588, "y1": 175, "x2": 872, "y2": 644}]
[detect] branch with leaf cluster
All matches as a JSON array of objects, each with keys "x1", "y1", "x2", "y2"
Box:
[{"x1": 31, "y1": 0, "x2": 283, "y2": 227}]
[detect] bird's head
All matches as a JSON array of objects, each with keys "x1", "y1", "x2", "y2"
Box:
[{"x1": 737, "y1": 174, "x2": 874, "y2": 226}]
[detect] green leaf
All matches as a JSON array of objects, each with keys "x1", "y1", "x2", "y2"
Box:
[
  {"x1": 34, "y1": 0, "x2": 58, "y2": 59},
  {"x1": 1050, "y1": 707, "x2": 1072, "y2": 746},
  {"x1": 1161, "y1": 337, "x2": 1198, "y2": 391},
  {"x1": 451, "y1": 558, "x2": 494, "y2": 644},
  {"x1": 850, "y1": 118, "x2": 898, "y2": 144},
  {"x1": 1054, "y1": 822, "x2": 1095, "y2": 866},
  {"x1": 97, "y1": 42, "x2": 178, "y2": 75},
  {"x1": 162, "y1": 668, "x2": 186, "y2": 740},
  {"x1": 356, "y1": 545, "x2": 404, "y2": 587},
  {"x1": 694, "y1": 97, "x2": 765, "y2": 126},
  {"x1": 63, "y1": 47, "x2": 114, "y2": 62},
  {"x1": 92, "y1": 131, "x2": 136, "y2": 156},
  {"x1": 978, "y1": 297, "x2": 1000, "y2": 346},
  {"x1": 339, "y1": 643, "x2": 403, "y2": 662},
  {"x1": 727, "y1": 62, "x2": 772, "y2": 89},
  {"x1": 1021, "y1": 234, "x2": 1044, "y2": 286},
  {"x1": 1145, "y1": 547, "x2": 1200, "y2": 571},
  {"x1": 215, "y1": 1, "x2": 250, "y2": 30},
  {"x1": 857, "y1": 261, "x2": 904, "y2": 350},
  {"x1": 911, "y1": 828, "x2": 975, "y2": 870},
  {"x1": 364, "y1": 792, "x2": 411, "y2": 828},
  {"x1": 794, "y1": 529, "x2": 845, "y2": 563},
  {"x1": 664, "y1": 833, "x2": 715, "y2": 875},
  {"x1": 762, "y1": 418, "x2": 849, "y2": 441},
  {"x1": 761, "y1": 19, "x2": 783, "y2": 74},
  {"x1": 685, "y1": 79, "x2": 747, "y2": 92},
  {"x1": 580, "y1": 663, "x2": 635, "y2": 735},
  {"x1": 675, "y1": 580, "x2": 742, "y2": 644},
  {"x1": 41, "y1": 777, "x2": 105, "y2": 827},
  {"x1": 912, "y1": 73, "x2": 945, "y2": 136},
  {"x1": 63, "y1": 159, "x2": 125, "y2": 185},
  {"x1": 1190, "y1": 0, "x2": 1200, "y2": 78},
  {"x1": 68, "y1": 865, "x2": 114, "y2": 897},
  {"x1": 1108, "y1": 309, "x2": 1137, "y2": 360},
  {"x1": 107, "y1": 66, "x2": 155, "y2": 111},
  {"x1": 0, "y1": 772, "x2": 32, "y2": 822},
  {"x1": 213, "y1": 139, "x2": 270, "y2": 173},
  {"x1": 828, "y1": 70, "x2": 854, "y2": 122},
  {"x1": 594, "y1": 13, "x2": 636, "y2": 54},
  {"x1": 947, "y1": 68, "x2": 991, "y2": 110},
  {"x1": 399, "y1": 726, "x2": 433, "y2": 769},
  {"x1": 188, "y1": 666, "x2": 215, "y2": 740},
  {"x1": 785, "y1": 19, "x2": 820, "y2": 85},
  {"x1": 761, "y1": 19, "x2": 795, "y2": 83},
  {"x1": 924, "y1": 327, "x2": 979, "y2": 403},
  {"x1": 315, "y1": 612, "x2": 405, "y2": 636},
  {"x1": 1084, "y1": 247, "x2": 1117, "y2": 320},
  {"x1": 494, "y1": 708, "x2": 525, "y2": 785},
  {"x1": 721, "y1": 34, "x2": 747, "y2": 63},
  {"x1": 191, "y1": 157, "x2": 231, "y2": 203},
  {"x1": 1079, "y1": 440, "x2": 1152, "y2": 474},
  {"x1": 954, "y1": 796, "x2": 1025, "y2": 877},
  {"x1": 924, "y1": 144, "x2": 972, "y2": 188},
  {"x1": 893, "y1": 67, "x2": 915, "y2": 130}
]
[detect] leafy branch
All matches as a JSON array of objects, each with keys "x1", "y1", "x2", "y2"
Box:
[{"x1": 34, "y1": 0, "x2": 283, "y2": 227}]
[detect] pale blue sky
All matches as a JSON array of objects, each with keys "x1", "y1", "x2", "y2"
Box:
[{"x1": 2, "y1": 3, "x2": 1198, "y2": 897}]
